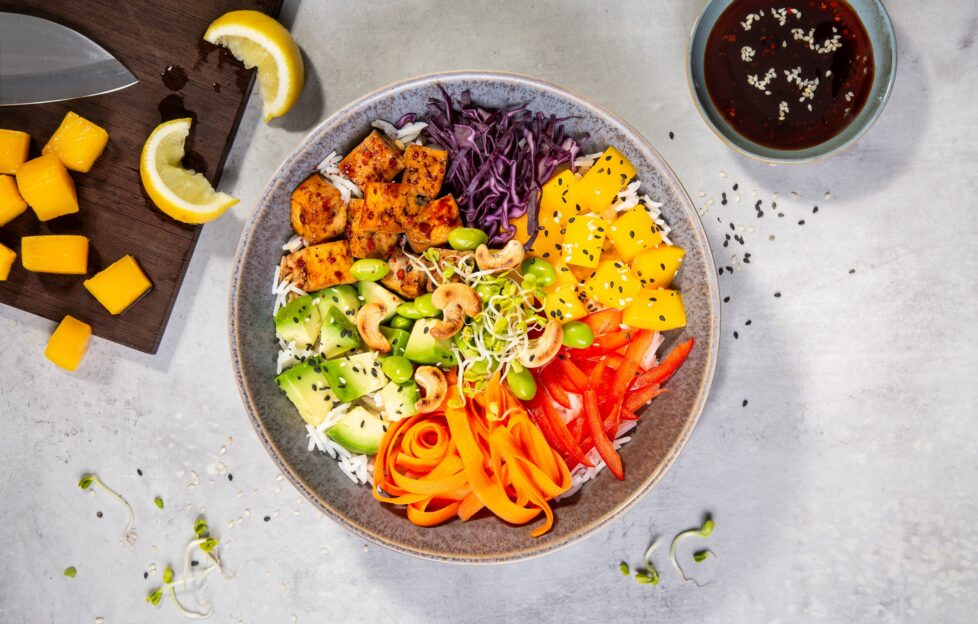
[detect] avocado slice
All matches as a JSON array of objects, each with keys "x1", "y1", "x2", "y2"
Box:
[
  {"x1": 322, "y1": 351, "x2": 389, "y2": 402},
  {"x1": 379, "y1": 326, "x2": 411, "y2": 357},
  {"x1": 318, "y1": 305, "x2": 360, "y2": 358},
  {"x1": 275, "y1": 358, "x2": 339, "y2": 426},
  {"x1": 357, "y1": 281, "x2": 402, "y2": 322},
  {"x1": 274, "y1": 294, "x2": 322, "y2": 347},
  {"x1": 326, "y1": 406, "x2": 387, "y2": 455},
  {"x1": 403, "y1": 319, "x2": 457, "y2": 366},
  {"x1": 313, "y1": 285, "x2": 360, "y2": 321},
  {"x1": 381, "y1": 380, "x2": 420, "y2": 422}
]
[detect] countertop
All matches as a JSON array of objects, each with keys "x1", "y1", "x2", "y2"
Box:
[{"x1": 1, "y1": 1, "x2": 976, "y2": 622}]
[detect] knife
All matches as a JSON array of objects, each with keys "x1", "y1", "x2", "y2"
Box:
[{"x1": 0, "y1": 12, "x2": 137, "y2": 106}]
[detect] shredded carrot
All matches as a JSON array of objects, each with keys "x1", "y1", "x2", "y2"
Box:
[{"x1": 373, "y1": 376, "x2": 571, "y2": 536}]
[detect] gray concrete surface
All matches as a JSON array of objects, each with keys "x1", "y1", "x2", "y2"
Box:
[{"x1": 1, "y1": 1, "x2": 976, "y2": 622}]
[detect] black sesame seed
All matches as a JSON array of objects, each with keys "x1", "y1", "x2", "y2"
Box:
[
  {"x1": 733, "y1": 183, "x2": 739, "y2": 191},
  {"x1": 669, "y1": 131, "x2": 675, "y2": 140},
  {"x1": 723, "y1": 296, "x2": 730, "y2": 303},
  {"x1": 812, "y1": 205, "x2": 819, "y2": 213},
  {"x1": 228, "y1": 474, "x2": 234, "y2": 482},
  {"x1": 718, "y1": 267, "x2": 724, "y2": 275},
  {"x1": 778, "y1": 212, "x2": 784, "y2": 217},
  {"x1": 772, "y1": 201, "x2": 777, "y2": 209},
  {"x1": 137, "y1": 468, "x2": 143, "y2": 476},
  {"x1": 742, "y1": 399, "x2": 748, "y2": 407},
  {"x1": 774, "y1": 291, "x2": 781, "y2": 297},
  {"x1": 97, "y1": 511, "x2": 103, "y2": 518},
  {"x1": 191, "y1": 560, "x2": 199, "y2": 567},
  {"x1": 729, "y1": 222, "x2": 735, "y2": 231},
  {"x1": 733, "y1": 331, "x2": 739, "y2": 339},
  {"x1": 798, "y1": 219, "x2": 806, "y2": 225},
  {"x1": 264, "y1": 515, "x2": 271, "y2": 522},
  {"x1": 745, "y1": 319, "x2": 752, "y2": 326},
  {"x1": 849, "y1": 269, "x2": 856, "y2": 274}
]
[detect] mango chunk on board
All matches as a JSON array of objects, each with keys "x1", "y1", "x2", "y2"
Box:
[
  {"x1": 84, "y1": 255, "x2": 153, "y2": 314},
  {"x1": 0, "y1": 243, "x2": 15, "y2": 280},
  {"x1": 45, "y1": 315, "x2": 92, "y2": 371},
  {"x1": 21, "y1": 235, "x2": 89, "y2": 274},
  {"x1": 0, "y1": 129, "x2": 30, "y2": 175},
  {"x1": 0, "y1": 174, "x2": 28, "y2": 226},
  {"x1": 16, "y1": 154, "x2": 79, "y2": 221},
  {"x1": 43, "y1": 111, "x2": 109, "y2": 173}
]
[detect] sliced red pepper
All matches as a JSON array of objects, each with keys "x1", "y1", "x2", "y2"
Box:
[
  {"x1": 584, "y1": 389, "x2": 624, "y2": 480},
  {"x1": 620, "y1": 409, "x2": 639, "y2": 421},
  {"x1": 631, "y1": 337, "x2": 695, "y2": 390},
  {"x1": 602, "y1": 401, "x2": 622, "y2": 439},
  {"x1": 542, "y1": 367, "x2": 573, "y2": 409},
  {"x1": 611, "y1": 330, "x2": 657, "y2": 402},
  {"x1": 532, "y1": 393, "x2": 591, "y2": 468},
  {"x1": 557, "y1": 357, "x2": 588, "y2": 392},
  {"x1": 580, "y1": 309, "x2": 622, "y2": 337},
  {"x1": 625, "y1": 386, "x2": 669, "y2": 413},
  {"x1": 568, "y1": 413, "x2": 585, "y2": 442}
]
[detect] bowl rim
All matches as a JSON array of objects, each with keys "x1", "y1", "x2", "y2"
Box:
[
  {"x1": 685, "y1": 0, "x2": 898, "y2": 164},
  {"x1": 227, "y1": 70, "x2": 721, "y2": 563}
]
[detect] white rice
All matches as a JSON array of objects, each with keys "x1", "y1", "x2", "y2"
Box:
[{"x1": 557, "y1": 421, "x2": 639, "y2": 500}]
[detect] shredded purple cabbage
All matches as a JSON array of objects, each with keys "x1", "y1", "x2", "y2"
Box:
[
  {"x1": 394, "y1": 113, "x2": 417, "y2": 129},
  {"x1": 422, "y1": 88, "x2": 583, "y2": 246}
]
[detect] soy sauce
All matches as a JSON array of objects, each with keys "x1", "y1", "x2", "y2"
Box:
[{"x1": 704, "y1": 0, "x2": 874, "y2": 150}]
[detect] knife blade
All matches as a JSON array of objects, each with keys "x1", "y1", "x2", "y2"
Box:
[{"x1": 0, "y1": 12, "x2": 138, "y2": 106}]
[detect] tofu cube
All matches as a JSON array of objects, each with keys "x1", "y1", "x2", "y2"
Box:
[
  {"x1": 402, "y1": 145, "x2": 448, "y2": 200},
  {"x1": 347, "y1": 198, "x2": 399, "y2": 259},
  {"x1": 338, "y1": 130, "x2": 405, "y2": 188},
  {"x1": 42, "y1": 111, "x2": 109, "y2": 172},
  {"x1": 381, "y1": 249, "x2": 430, "y2": 299},
  {"x1": 290, "y1": 173, "x2": 347, "y2": 244},
  {"x1": 404, "y1": 195, "x2": 462, "y2": 253},
  {"x1": 15, "y1": 154, "x2": 79, "y2": 221},
  {"x1": 45, "y1": 315, "x2": 92, "y2": 371},
  {"x1": 283, "y1": 240, "x2": 356, "y2": 291},
  {"x1": 362, "y1": 182, "x2": 408, "y2": 233},
  {"x1": 21, "y1": 235, "x2": 89, "y2": 274},
  {"x1": 0, "y1": 174, "x2": 28, "y2": 226},
  {"x1": 83, "y1": 255, "x2": 153, "y2": 315}
]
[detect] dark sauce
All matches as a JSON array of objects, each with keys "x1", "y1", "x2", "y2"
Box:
[
  {"x1": 161, "y1": 64, "x2": 188, "y2": 91},
  {"x1": 704, "y1": 0, "x2": 874, "y2": 150}
]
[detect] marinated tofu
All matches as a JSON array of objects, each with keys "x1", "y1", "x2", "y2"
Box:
[
  {"x1": 402, "y1": 145, "x2": 448, "y2": 201},
  {"x1": 290, "y1": 173, "x2": 347, "y2": 244},
  {"x1": 347, "y1": 198, "x2": 399, "y2": 259},
  {"x1": 338, "y1": 130, "x2": 405, "y2": 188},
  {"x1": 283, "y1": 240, "x2": 356, "y2": 291},
  {"x1": 362, "y1": 182, "x2": 409, "y2": 233},
  {"x1": 381, "y1": 248, "x2": 430, "y2": 299},
  {"x1": 404, "y1": 195, "x2": 463, "y2": 252}
]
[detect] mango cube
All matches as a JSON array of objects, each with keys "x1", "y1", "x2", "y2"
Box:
[
  {"x1": 561, "y1": 213, "x2": 608, "y2": 268},
  {"x1": 43, "y1": 112, "x2": 109, "y2": 173},
  {"x1": 563, "y1": 147, "x2": 636, "y2": 216},
  {"x1": 84, "y1": 255, "x2": 152, "y2": 314},
  {"x1": 0, "y1": 129, "x2": 30, "y2": 175},
  {"x1": 607, "y1": 207, "x2": 664, "y2": 262},
  {"x1": 16, "y1": 154, "x2": 79, "y2": 221},
  {"x1": 623, "y1": 288, "x2": 686, "y2": 331},
  {"x1": 45, "y1": 315, "x2": 92, "y2": 371},
  {"x1": 21, "y1": 235, "x2": 89, "y2": 274},
  {"x1": 0, "y1": 174, "x2": 28, "y2": 226},
  {"x1": 0, "y1": 242, "x2": 15, "y2": 280},
  {"x1": 512, "y1": 169, "x2": 578, "y2": 261},
  {"x1": 583, "y1": 259, "x2": 640, "y2": 309},
  {"x1": 632, "y1": 245, "x2": 685, "y2": 290},
  {"x1": 543, "y1": 283, "x2": 587, "y2": 322}
]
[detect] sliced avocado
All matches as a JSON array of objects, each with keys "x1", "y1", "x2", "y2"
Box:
[
  {"x1": 313, "y1": 285, "x2": 361, "y2": 321},
  {"x1": 381, "y1": 380, "x2": 419, "y2": 422},
  {"x1": 318, "y1": 306, "x2": 360, "y2": 358},
  {"x1": 357, "y1": 281, "x2": 402, "y2": 322},
  {"x1": 379, "y1": 326, "x2": 411, "y2": 357},
  {"x1": 403, "y1": 319, "x2": 457, "y2": 367},
  {"x1": 274, "y1": 295, "x2": 322, "y2": 347},
  {"x1": 326, "y1": 406, "x2": 387, "y2": 455},
  {"x1": 275, "y1": 358, "x2": 339, "y2": 426},
  {"x1": 323, "y1": 351, "x2": 389, "y2": 402}
]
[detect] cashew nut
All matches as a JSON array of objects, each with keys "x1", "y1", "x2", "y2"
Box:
[
  {"x1": 429, "y1": 283, "x2": 481, "y2": 340},
  {"x1": 517, "y1": 321, "x2": 564, "y2": 368},
  {"x1": 475, "y1": 239, "x2": 525, "y2": 272},
  {"x1": 414, "y1": 366, "x2": 448, "y2": 413},
  {"x1": 355, "y1": 303, "x2": 392, "y2": 353}
]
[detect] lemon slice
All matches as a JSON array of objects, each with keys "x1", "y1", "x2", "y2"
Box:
[
  {"x1": 139, "y1": 118, "x2": 238, "y2": 224},
  {"x1": 204, "y1": 10, "x2": 304, "y2": 122}
]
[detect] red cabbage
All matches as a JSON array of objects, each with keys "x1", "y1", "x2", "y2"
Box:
[{"x1": 422, "y1": 88, "x2": 583, "y2": 247}]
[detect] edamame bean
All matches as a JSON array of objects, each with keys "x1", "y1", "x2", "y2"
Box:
[
  {"x1": 561, "y1": 320, "x2": 594, "y2": 349},
  {"x1": 506, "y1": 363, "x2": 537, "y2": 401},
  {"x1": 395, "y1": 302, "x2": 424, "y2": 319},
  {"x1": 476, "y1": 283, "x2": 501, "y2": 302},
  {"x1": 520, "y1": 257, "x2": 557, "y2": 288},
  {"x1": 381, "y1": 356, "x2": 414, "y2": 384},
  {"x1": 448, "y1": 227, "x2": 489, "y2": 251},
  {"x1": 351, "y1": 259, "x2": 390, "y2": 282},
  {"x1": 414, "y1": 293, "x2": 439, "y2": 317},
  {"x1": 388, "y1": 315, "x2": 415, "y2": 331}
]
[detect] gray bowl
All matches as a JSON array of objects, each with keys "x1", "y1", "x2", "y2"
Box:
[
  {"x1": 687, "y1": 0, "x2": 897, "y2": 163},
  {"x1": 228, "y1": 71, "x2": 720, "y2": 562}
]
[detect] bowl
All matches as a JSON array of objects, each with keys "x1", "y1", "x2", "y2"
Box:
[
  {"x1": 687, "y1": 0, "x2": 897, "y2": 163},
  {"x1": 228, "y1": 71, "x2": 720, "y2": 562}
]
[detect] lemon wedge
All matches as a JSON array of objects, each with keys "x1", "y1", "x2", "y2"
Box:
[
  {"x1": 204, "y1": 10, "x2": 304, "y2": 122},
  {"x1": 139, "y1": 118, "x2": 238, "y2": 224}
]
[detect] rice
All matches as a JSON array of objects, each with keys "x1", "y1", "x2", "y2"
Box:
[{"x1": 557, "y1": 421, "x2": 639, "y2": 500}]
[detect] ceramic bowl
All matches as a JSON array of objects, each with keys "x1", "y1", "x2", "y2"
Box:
[
  {"x1": 228, "y1": 71, "x2": 720, "y2": 562},
  {"x1": 687, "y1": 0, "x2": 897, "y2": 163}
]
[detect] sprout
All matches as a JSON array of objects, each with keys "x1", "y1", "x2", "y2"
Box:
[
  {"x1": 163, "y1": 565, "x2": 174, "y2": 584},
  {"x1": 144, "y1": 517, "x2": 230, "y2": 619},
  {"x1": 193, "y1": 518, "x2": 208, "y2": 539},
  {"x1": 154, "y1": 497, "x2": 164, "y2": 510},
  {"x1": 64, "y1": 567, "x2": 77, "y2": 578},
  {"x1": 146, "y1": 588, "x2": 163, "y2": 606},
  {"x1": 634, "y1": 571, "x2": 656, "y2": 584},
  {"x1": 693, "y1": 549, "x2": 716, "y2": 563},
  {"x1": 670, "y1": 517, "x2": 715, "y2": 586},
  {"x1": 639, "y1": 539, "x2": 661, "y2": 586},
  {"x1": 618, "y1": 562, "x2": 630, "y2": 576},
  {"x1": 77, "y1": 473, "x2": 136, "y2": 546}
]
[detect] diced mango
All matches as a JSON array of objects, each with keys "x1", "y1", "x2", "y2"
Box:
[
  {"x1": 623, "y1": 288, "x2": 686, "y2": 331},
  {"x1": 0, "y1": 174, "x2": 28, "y2": 226},
  {"x1": 543, "y1": 283, "x2": 587, "y2": 322},
  {"x1": 83, "y1": 255, "x2": 153, "y2": 315},
  {"x1": 43, "y1": 112, "x2": 109, "y2": 173},
  {"x1": 563, "y1": 147, "x2": 636, "y2": 216},
  {"x1": 519, "y1": 169, "x2": 577, "y2": 261},
  {"x1": 21, "y1": 235, "x2": 89, "y2": 274},
  {"x1": 45, "y1": 315, "x2": 92, "y2": 371},
  {"x1": 550, "y1": 260, "x2": 578, "y2": 288},
  {"x1": 632, "y1": 245, "x2": 685, "y2": 290},
  {"x1": 561, "y1": 213, "x2": 608, "y2": 268},
  {"x1": 0, "y1": 129, "x2": 30, "y2": 175},
  {"x1": 0, "y1": 242, "x2": 15, "y2": 280},
  {"x1": 15, "y1": 154, "x2": 79, "y2": 221},
  {"x1": 583, "y1": 259, "x2": 641, "y2": 309},
  {"x1": 568, "y1": 263, "x2": 596, "y2": 283},
  {"x1": 607, "y1": 206, "x2": 664, "y2": 262}
]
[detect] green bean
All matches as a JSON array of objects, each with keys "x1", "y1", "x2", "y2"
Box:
[
  {"x1": 448, "y1": 227, "x2": 489, "y2": 251},
  {"x1": 350, "y1": 259, "x2": 390, "y2": 282},
  {"x1": 388, "y1": 315, "x2": 415, "y2": 331},
  {"x1": 381, "y1": 356, "x2": 414, "y2": 384},
  {"x1": 562, "y1": 320, "x2": 594, "y2": 349},
  {"x1": 520, "y1": 257, "x2": 558, "y2": 287},
  {"x1": 506, "y1": 363, "x2": 537, "y2": 400}
]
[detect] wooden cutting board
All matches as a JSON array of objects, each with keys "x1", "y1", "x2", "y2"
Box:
[{"x1": 0, "y1": 0, "x2": 282, "y2": 353}]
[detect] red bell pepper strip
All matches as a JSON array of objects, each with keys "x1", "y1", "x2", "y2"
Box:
[
  {"x1": 584, "y1": 388, "x2": 624, "y2": 480},
  {"x1": 581, "y1": 309, "x2": 622, "y2": 336},
  {"x1": 532, "y1": 393, "x2": 591, "y2": 468},
  {"x1": 557, "y1": 357, "x2": 588, "y2": 392},
  {"x1": 542, "y1": 367, "x2": 573, "y2": 409},
  {"x1": 602, "y1": 401, "x2": 622, "y2": 439},
  {"x1": 631, "y1": 337, "x2": 695, "y2": 390},
  {"x1": 611, "y1": 330, "x2": 657, "y2": 402},
  {"x1": 625, "y1": 386, "x2": 669, "y2": 413}
]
